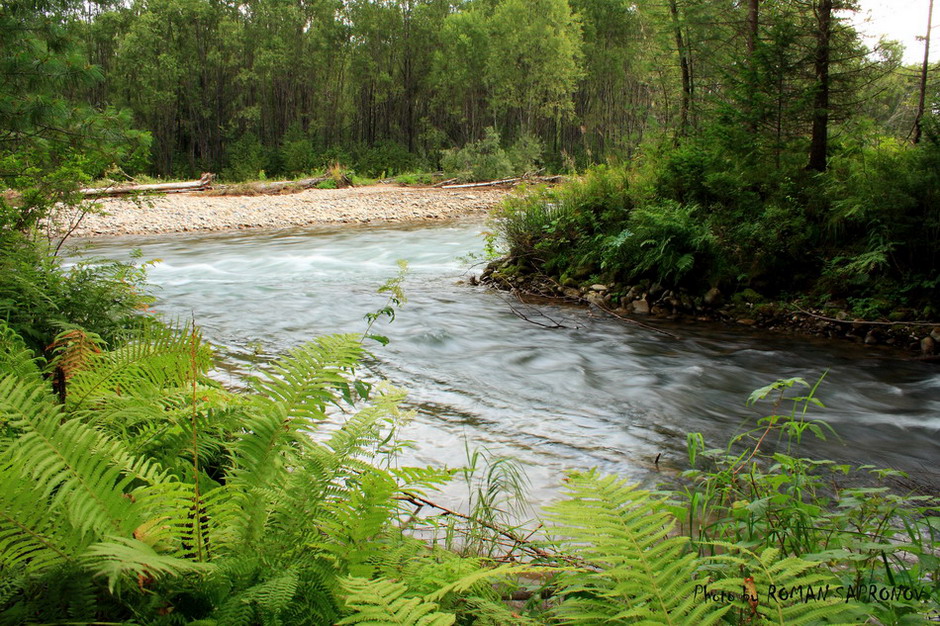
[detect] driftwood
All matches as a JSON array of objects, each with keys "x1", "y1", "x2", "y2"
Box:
[
  {"x1": 441, "y1": 177, "x2": 521, "y2": 189},
  {"x1": 211, "y1": 173, "x2": 353, "y2": 195},
  {"x1": 792, "y1": 304, "x2": 935, "y2": 328},
  {"x1": 237, "y1": 174, "x2": 347, "y2": 194},
  {"x1": 440, "y1": 175, "x2": 567, "y2": 189},
  {"x1": 80, "y1": 172, "x2": 215, "y2": 197}
]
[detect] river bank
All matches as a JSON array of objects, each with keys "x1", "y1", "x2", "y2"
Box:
[
  {"x1": 479, "y1": 261, "x2": 940, "y2": 362},
  {"x1": 57, "y1": 184, "x2": 511, "y2": 237}
]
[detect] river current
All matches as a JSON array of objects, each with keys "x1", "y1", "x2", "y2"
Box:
[{"x1": 71, "y1": 220, "x2": 940, "y2": 501}]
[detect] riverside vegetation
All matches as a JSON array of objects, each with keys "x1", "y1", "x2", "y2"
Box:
[
  {"x1": 482, "y1": 131, "x2": 940, "y2": 353},
  {"x1": 1, "y1": 0, "x2": 939, "y2": 622},
  {"x1": 1, "y1": 244, "x2": 940, "y2": 624}
]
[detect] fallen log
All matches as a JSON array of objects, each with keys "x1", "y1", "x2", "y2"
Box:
[
  {"x1": 441, "y1": 177, "x2": 521, "y2": 189},
  {"x1": 212, "y1": 173, "x2": 353, "y2": 195},
  {"x1": 240, "y1": 175, "x2": 333, "y2": 194},
  {"x1": 439, "y1": 174, "x2": 566, "y2": 189},
  {"x1": 80, "y1": 172, "x2": 215, "y2": 197}
]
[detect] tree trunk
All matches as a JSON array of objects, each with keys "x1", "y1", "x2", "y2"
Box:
[
  {"x1": 746, "y1": 0, "x2": 759, "y2": 55},
  {"x1": 668, "y1": 0, "x2": 692, "y2": 136},
  {"x1": 913, "y1": 0, "x2": 934, "y2": 144},
  {"x1": 80, "y1": 173, "x2": 215, "y2": 197},
  {"x1": 807, "y1": 0, "x2": 832, "y2": 172}
]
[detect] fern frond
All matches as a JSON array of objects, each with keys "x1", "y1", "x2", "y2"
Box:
[
  {"x1": 0, "y1": 374, "x2": 146, "y2": 538},
  {"x1": 324, "y1": 384, "x2": 408, "y2": 465},
  {"x1": 0, "y1": 322, "x2": 41, "y2": 382},
  {"x1": 249, "y1": 334, "x2": 365, "y2": 421},
  {"x1": 706, "y1": 544, "x2": 864, "y2": 625},
  {"x1": 46, "y1": 327, "x2": 103, "y2": 386},
  {"x1": 544, "y1": 470, "x2": 731, "y2": 625},
  {"x1": 233, "y1": 569, "x2": 300, "y2": 620},
  {"x1": 65, "y1": 322, "x2": 212, "y2": 412},
  {"x1": 425, "y1": 563, "x2": 554, "y2": 603},
  {"x1": 80, "y1": 535, "x2": 213, "y2": 593},
  {"x1": 338, "y1": 576, "x2": 456, "y2": 626},
  {"x1": 390, "y1": 466, "x2": 456, "y2": 495},
  {"x1": 0, "y1": 463, "x2": 79, "y2": 573}
]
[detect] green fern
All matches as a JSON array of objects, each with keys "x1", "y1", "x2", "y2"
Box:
[
  {"x1": 705, "y1": 544, "x2": 865, "y2": 625},
  {"x1": 81, "y1": 535, "x2": 213, "y2": 593},
  {"x1": 0, "y1": 322, "x2": 41, "y2": 382},
  {"x1": 544, "y1": 470, "x2": 731, "y2": 625},
  {"x1": 64, "y1": 322, "x2": 212, "y2": 412},
  {"x1": 338, "y1": 576, "x2": 456, "y2": 626},
  {"x1": 0, "y1": 375, "x2": 141, "y2": 538},
  {"x1": 249, "y1": 333, "x2": 365, "y2": 421}
]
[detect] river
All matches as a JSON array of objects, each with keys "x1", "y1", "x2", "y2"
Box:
[{"x1": 70, "y1": 220, "x2": 940, "y2": 502}]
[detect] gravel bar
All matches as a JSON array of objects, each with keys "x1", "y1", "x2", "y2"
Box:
[{"x1": 62, "y1": 184, "x2": 511, "y2": 237}]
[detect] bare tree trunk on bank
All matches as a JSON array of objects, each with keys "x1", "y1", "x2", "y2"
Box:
[
  {"x1": 808, "y1": 0, "x2": 832, "y2": 172},
  {"x1": 913, "y1": 0, "x2": 934, "y2": 144}
]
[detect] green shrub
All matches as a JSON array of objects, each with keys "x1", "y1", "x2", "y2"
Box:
[
  {"x1": 353, "y1": 141, "x2": 425, "y2": 177},
  {"x1": 280, "y1": 123, "x2": 317, "y2": 176},
  {"x1": 492, "y1": 164, "x2": 632, "y2": 275},
  {"x1": 0, "y1": 231, "x2": 153, "y2": 355},
  {"x1": 602, "y1": 200, "x2": 718, "y2": 287},
  {"x1": 223, "y1": 133, "x2": 268, "y2": 182},
  {"x1": 507, "y1": 132, "x2": 543, "y2": 175},
  {"x1": 442, "y1": 127, "x2": 515, "y2": 182},
  {"x1": 824, "y1": 137, "x2": 940, "y2": 308}
]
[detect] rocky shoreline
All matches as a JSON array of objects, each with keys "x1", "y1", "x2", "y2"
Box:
[
  {"x1": 56, "y1": 184, "x2": 511, "y2": 237},
  {"x1": 479, "y1": 260, "x2": 940, "y2": 361}
]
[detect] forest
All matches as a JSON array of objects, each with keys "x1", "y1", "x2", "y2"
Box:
[
  {"x1": 1, "y1": 0, "x2": 940, "y2": 623},
  {"x1": 7, "y1": 0, "x2": 931, "y2": 180}
]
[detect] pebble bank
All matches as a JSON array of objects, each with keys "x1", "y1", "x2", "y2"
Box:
[{"x1": 61, "y1": 185, "x2": 510, "y2": 237}]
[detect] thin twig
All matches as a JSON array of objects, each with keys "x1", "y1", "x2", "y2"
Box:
[
  {"x1": 589, "y1": 300, "x2": 682, "y2": 340},
  {"x1": 504, "y1": 298, "x2": 572, "y2": 329},
  {"x1": 791, "y1": 304, "x2": 935, "y2": 328},
  {"x1": 395, "y1": 492, "x2": 581, "y2": 565},
  {"x1": 53, "y1": 206, "x2": 90, "y2": 255}
]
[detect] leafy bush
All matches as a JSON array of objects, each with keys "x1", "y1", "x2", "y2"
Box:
[
  {"x1": 223, "y1": 133, "x2": 269, "y2": 182},
  {"x1": 442, "y1": 127, "x2": 515, "y2": 182},
  {"x1": 0, "y1": 232, "x2": 153, "y2": 355},
  {"x1": 824, "y1": 137, "x2": 940, "y2": 310},
  {"x1": 353, "y1": 141, "x2": 426, "y2": 178},
  {"x1": 507, "y1": 132, "x2": 543, "y2": 174},
  {"x1": 602, "y1": 200, "x2": 718, "y2": 287},
  {"x1": 280, "y1": 123, "x2": 317, "y2": 176}
]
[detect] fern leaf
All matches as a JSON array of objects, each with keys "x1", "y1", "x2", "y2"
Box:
[
  {"x1": 0, "y1": 322, "x2": 41, "y2": 382},
  {"x1": 249, "y1": 334, "x2": 365, "y2": 422},
  {"x1": 425, "y1": 563, "x2": 555, "y2": 603},
  {"x1": 706, "y1": 544, "x2": 865, "y2": 625},
  {"x1": 65, "y1": 322, "x2": 211, "y2": 412},
  {"x1": 544, "y1": 470, "x2": 731, "y2": 625},
  {"x1": 339, "y1": 576, "x2": 456, "y2": 626},
  {"x1": 0, "y1": 374, "x2": 147, "y2": 538},
  {"x1": 80, "y1": 535, "x2": 213, "y2": 593},
  {"x1": 0, "y1": 463, "x2": 79, "y2": 573},
  {"x1": 46, "y1": 327, "x2": 103, "y2": 388}
]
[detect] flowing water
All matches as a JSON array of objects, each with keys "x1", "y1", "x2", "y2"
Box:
[{"x1": 70, "y1": 220, "x2": 940, "y2": 502}]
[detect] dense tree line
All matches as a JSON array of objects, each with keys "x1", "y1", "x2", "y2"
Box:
[{"x1": 13, "y1": 0, "x2": 925, "y2": 181}]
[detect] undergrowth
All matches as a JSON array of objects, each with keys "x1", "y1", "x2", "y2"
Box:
[{"x1": 0, "y1": 260, "x2": 936, "y2": 623}]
